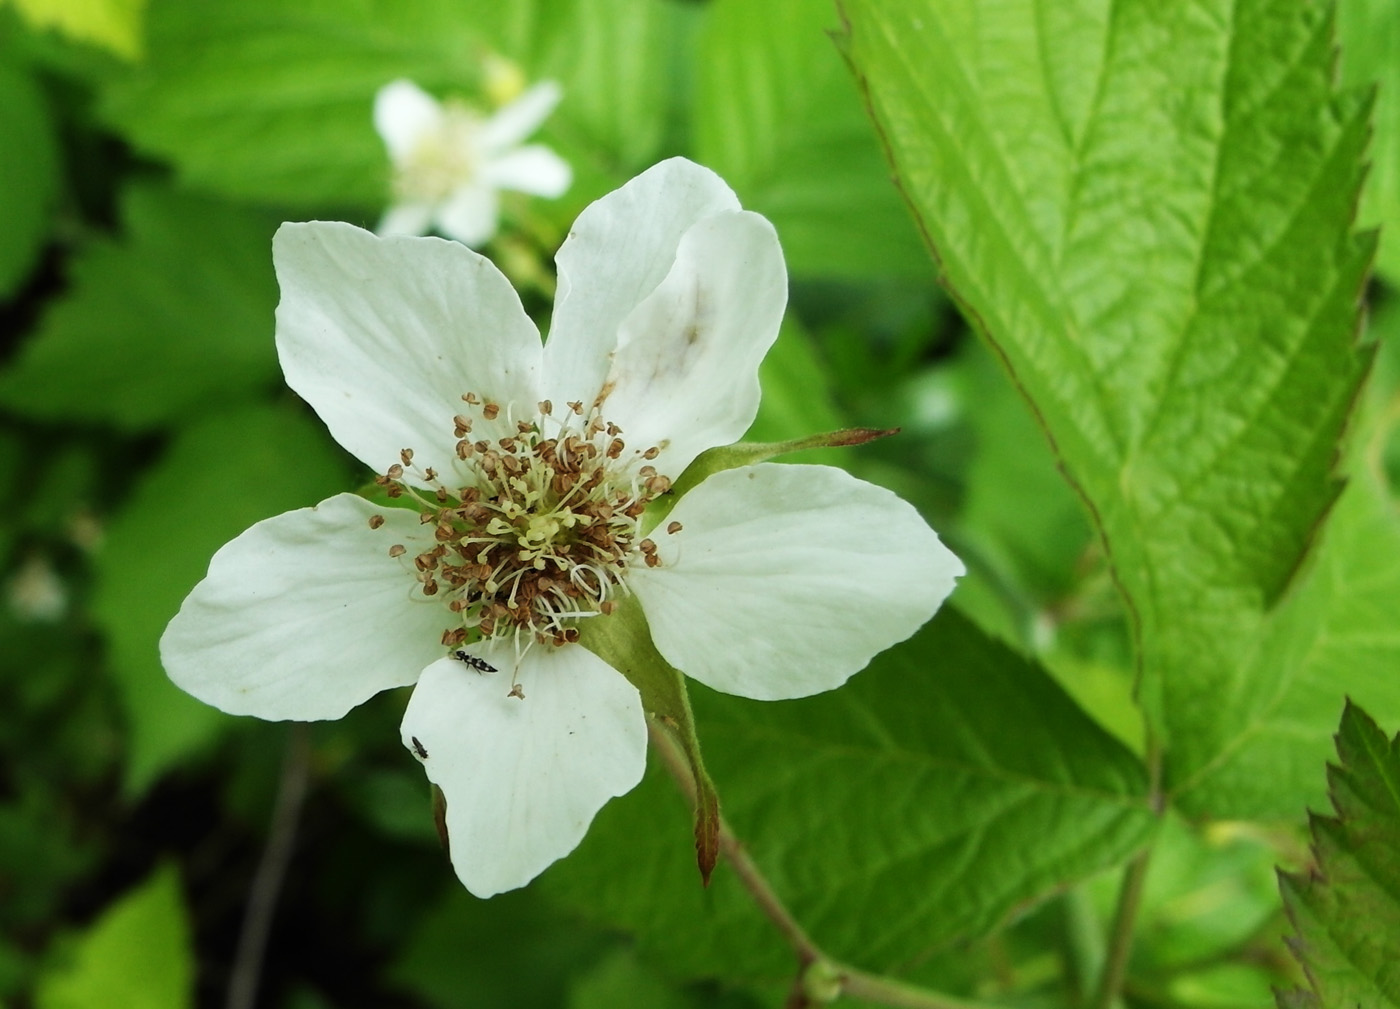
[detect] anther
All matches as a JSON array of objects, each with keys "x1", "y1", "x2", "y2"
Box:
[
  {"x1": 600, "y1": 600, "x2": 618, "y2": 615},
  {"x1": 666, "y1": 521, "x2": 682, "y2": 534},
  {"x1": 368, "y1": 514, "x2": 385, "y2": 530},
  {"x1": 389, "y1": 544, "x2": 406, "y2": 558},
  {"x1": 643, "y1": 447, "x2": 659, "y2": 460},
  {"x1": 400, "y1": 449, "x2": 414, "y2": 466},
  {"x1": 483, "y1": 402, "x2": 500, "y2": 421},
  {"x1": 463, "y1": 392, "x2": 479, "y2": 404},
  {"x1": 453, "y1": 414, "x2": 473, "y2": 435},
  {"x1": 387, "y1": 463, "x2": 404, "y2": 480},
  {"x1": 539, "y1": 400, "x2": 553, "y2": 415}
]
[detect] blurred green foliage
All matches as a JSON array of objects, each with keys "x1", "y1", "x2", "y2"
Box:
[{"x1": 2, "y1": 0, "x2": 1398, "y2": 1007}]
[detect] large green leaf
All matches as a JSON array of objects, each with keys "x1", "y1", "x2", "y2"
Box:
[
  {"x1": 544, "y1": 609, "x2": 1155, "y2": 980},
  {"x1": 34, "y1": 865, "x2": 193, "y2": 1009},
  {"x1": 98, "y1": 0, "x2": 679, "y2": 212},
  {"x1": 0, "y1": 184, "x2": 280, "y2": 430},
  {"x1": 1277, "y1": 703, "x2": 1400, "y2": 1009},
  {"x1": 840, "y1": 0, "x2": 1374, "y2": 815},
  {"x1": 694, "y1": 0, "x2": 927, "y2": 278},
  {"x1": 91, "y1": 403, "x2": 350, "y2": 794},
  {"x1": 1337, "y1": 0, "x2": 1400, "y2": 286}
]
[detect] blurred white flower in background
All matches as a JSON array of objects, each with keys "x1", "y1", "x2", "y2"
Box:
[
  {"x1": 374, "y1": 77, "x2": 572, "y2": 247},
  {"x1": 6, "y1": 553, "x2": 67, "y2": 622}
]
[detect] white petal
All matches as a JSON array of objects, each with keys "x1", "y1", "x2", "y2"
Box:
[
  {"x1": 434, "y1": 184, "x2": 499, "y2": 247},
  {"x1": 483, "y1": 145, "x2": 572, "y2": 198},
  {"x1": 374, "y1": 80, "x2": 443, "y2": 162},
  {"x1": 542, "y1": 158, "x2": 741, "y2": 412},
  {"x1": 630, "y1": 465, "x2": 964, "y2": 701},
  {"x1": 273, "y1": 221, "x2": 542, "y2": 478},
  {"x1": 376, "y1": 201, "x2": 434, "y2": 237},
  {"x1": 477, "y1": 80, "x2": 563, "y2": 153},
  {"x1": 401, "y1": 644, "x2": 646, "y2": 897},
  {"x1": 161, "y1": 494, "x2": 449, "y2": 721},
  {"x1": 599, "y1": 209, "x2": 786, "y2": 477}
]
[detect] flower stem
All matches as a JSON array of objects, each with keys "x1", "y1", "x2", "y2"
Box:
[
  {"x1": 225, "y1": 723, "x2": 312, "y2": 1009},
  {"x1": 647, "y1": 720, "x2": 1000, "y2": 1009}
]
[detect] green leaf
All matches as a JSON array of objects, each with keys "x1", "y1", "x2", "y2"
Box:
[
  {"x1": 99, "y1": 0, "x2": 676, "y2": 212},
  {"x1": 568, "y1": 950, "x2": 692, "y2": 1009},
  {"x1": 545, "y1": 609, "x2": 1155, "y2": 980},
  {"x1": 382, "y1": 887, "x2": 610, "y2": 1009},
  {"x1": 0, "y1": 184, "x2": 281, "y2": 429},
  {"x1": 91, "y1": 403, "x2": 350, "y2": 795},
  {"x1": 1337, "y1": 0, "x2": 1400, "y2": 286},
  {"x1": 533, "y1": 0, "x2": 691, "y2": 176},
  {"x1": 4, "y1": 0, "x2": 144, "y2": 60},
  {"x1": 695, "y1": 0, "x2": 928, "y2": 278},
  {"x1": 0, "y1": 52, "x2": 58, "y2": 299},
  {"x1": 839, "y1": 0, "x2": 1373, "y2": 814},
  {"x1": 100, "y1": 0, "x2": 483, "y2": 208},
  {"x1": 1170, "y1": 292, "x2": 1400, "y2": 818},
  {"x1": 1172, "y1": 461, "x2": 1400, "y2": 818},
  {"x1": 1277, "y1": 703, "x2": 1400, "y2": 1009},
  {"x1": 34, "y1": 865, "x2": 193, "y2": 1009}
]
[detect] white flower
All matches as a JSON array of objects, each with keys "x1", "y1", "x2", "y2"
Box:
[
  {"x1": 160, "y1": 159, "x2": 964, "y2": 897},
  {"x1": 374, "y1": 78, "x2": 572, "y2": 247}
]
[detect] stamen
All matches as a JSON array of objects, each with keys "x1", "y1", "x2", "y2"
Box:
[{"x1": 369, "y1": 399, "x2": 673, "y2": 652}]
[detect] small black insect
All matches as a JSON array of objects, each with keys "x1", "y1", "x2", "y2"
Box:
[
  {"x1": 452, "y1": 650, "x2": 498, "y2": 674},
  {"x1": 410, "y1": 736, "x2": 429, "y2": 759}
]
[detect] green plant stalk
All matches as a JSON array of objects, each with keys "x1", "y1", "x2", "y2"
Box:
[{"x1": 1090, "y1": 733, "x2": 1163, "y2": 1009}]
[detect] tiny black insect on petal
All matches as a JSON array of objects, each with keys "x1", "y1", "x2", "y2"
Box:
[
  {"x1": 411, "y1": 736, "x2": 429, "y2": 759},
  {"x1": 452, "y1": 650, "x2": 498, "y2": 674}
]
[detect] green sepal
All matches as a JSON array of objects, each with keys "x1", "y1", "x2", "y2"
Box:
[
  {"x1": 579, "y1": 596, "x2": 721, "y2": 885},
  {"x1": 655, "y1": 427, "x2": 897, "y2": 529}
]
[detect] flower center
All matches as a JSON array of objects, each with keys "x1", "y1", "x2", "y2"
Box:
[
  {"x1": 394, "y1": 101, "x2": 481, "y2": 203},
  {"x1": 370, "y1": 396, "x2": 678, "y2": 652}
]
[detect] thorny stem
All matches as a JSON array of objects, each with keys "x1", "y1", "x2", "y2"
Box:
[
  {"x1": 647, "y1": 720, "x2": 999, "y2": 1009},
  {"x1": 225, "y1": 724, "x2": 313, "y2": 1009}
]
